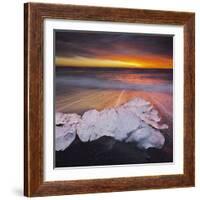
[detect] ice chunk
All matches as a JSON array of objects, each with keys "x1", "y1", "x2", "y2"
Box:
[
  {"x1": 123, "y1": 98, "x2": 168, "y2": 130},
  {"x1": 125, "y1": 126, "x2": 165, "y2": 149},
  {"x1": 55, "y1": 97, "x2": 168, "y2": 151},
  {"x1": 114, "y1": 107, "x2": 141, "y2": 141},
  {"x1": 55, "y1": 113, "x2": 81, "y2": 151},
  {"x1": 55, "y1": 126, "x2": 76, "y2": 151},
  {"x1": 56, "y1": 112, "x2": 80, "y2": 125},
  {"x1": 77, "y1": 109, "x2": 117, "y2": 142}
]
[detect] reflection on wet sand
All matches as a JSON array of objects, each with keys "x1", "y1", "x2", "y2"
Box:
[
  {"x1": 56, "y1": 89, "x2": 172, "y2": 119},
  {"x1": 55, "y1": 68, "x2": 173, "y2": 123}
]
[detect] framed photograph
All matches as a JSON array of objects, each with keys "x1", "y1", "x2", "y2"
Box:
[{"x1": 24, "y1": 3, "x2": 195, "y2": 197}]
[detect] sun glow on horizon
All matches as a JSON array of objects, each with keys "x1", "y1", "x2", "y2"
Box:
[{"x1": 55, "y1": 56, "x2": 173, "y2": 69}]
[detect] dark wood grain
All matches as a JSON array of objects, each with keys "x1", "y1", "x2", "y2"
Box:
[{"x1": 24, "y1": 2, "x2": 195, "y2": 197}]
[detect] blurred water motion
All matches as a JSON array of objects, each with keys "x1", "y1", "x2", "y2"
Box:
[{"x1": 55, "y1": 67, "x2": 173, "y2": 120}]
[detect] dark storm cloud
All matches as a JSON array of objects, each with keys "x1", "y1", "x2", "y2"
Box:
[{"x1": 55, "y1": 30, "x2": 173, "y2": 59}]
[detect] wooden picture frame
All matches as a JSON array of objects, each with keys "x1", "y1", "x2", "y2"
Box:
[{"x1": 24, "y1": 2, "x2": 195, "y2": 197}]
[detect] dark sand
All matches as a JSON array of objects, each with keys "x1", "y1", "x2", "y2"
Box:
[{"x1": 56, "y1": 135, "x2": 172, "y2": 167}]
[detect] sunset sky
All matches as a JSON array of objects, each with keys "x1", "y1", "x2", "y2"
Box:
[{"x1": 55, "y1": 31, "x2": 173, "y2": 69}]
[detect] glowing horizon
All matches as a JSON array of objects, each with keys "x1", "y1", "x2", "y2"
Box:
[{"x1": 55, "y1": 56, "x2": 172, "y2": 69}]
